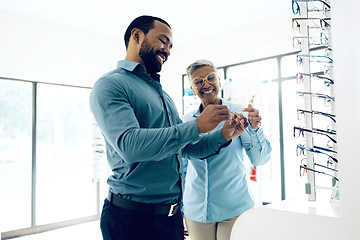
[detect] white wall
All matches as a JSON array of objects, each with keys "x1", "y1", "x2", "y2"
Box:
[
  {"x1": 0, "y1": 10, "x2": 123, "y2": 87},
  {"x1": 0, "y1": 9, "x2": 294, "y2": 112}
]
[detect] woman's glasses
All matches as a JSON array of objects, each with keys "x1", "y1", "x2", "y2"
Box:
[
  {"x1": 230, "y1": 112, "x2": 253, "y2": 148},
  {"x1": 191, "y1": 72, "x2": 219, "y2": 88}
]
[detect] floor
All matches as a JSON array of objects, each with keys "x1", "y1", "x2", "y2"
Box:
[{"x1": 13, "y1": 221, "x2": 102, "y2": 240}]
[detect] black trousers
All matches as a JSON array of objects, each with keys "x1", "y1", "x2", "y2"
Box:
[{"x1": 100, "y1": 199, "x2": 184, "y2": 240}]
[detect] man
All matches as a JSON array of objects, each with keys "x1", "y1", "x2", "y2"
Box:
[{"x1": 89, "y1": 15, "x2": 244, "y2": 240}]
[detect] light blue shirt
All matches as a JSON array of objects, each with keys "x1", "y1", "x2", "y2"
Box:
[
  {"x1": 89, "y1": 60, "x2": 229, "y2": 204},
  {"x1": 182, "y1": 99, "x2": 272, "y2": 222}
]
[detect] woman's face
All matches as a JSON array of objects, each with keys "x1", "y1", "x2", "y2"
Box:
[{"x1": 190, "y1": 65, "x2": 221, "y2": 106}]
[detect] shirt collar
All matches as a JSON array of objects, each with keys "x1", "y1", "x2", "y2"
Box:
[
  {"x1": 193, "y1": 98, "x2": 230, "y2": 118},
  {"x1": 117, "y1": 60, "x2": 161, "y2": 81}
]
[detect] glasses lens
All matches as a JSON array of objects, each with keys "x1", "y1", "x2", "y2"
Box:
[
  {"x1": 292, "y1": 19, "x2": 300, "y2": 31},
  {"x1": 292, "y1": 0, "x2": 300, "y2": 15},
  {"x1": 296, "y1": 145, "x2": 302, "y2": 156},
  {"x1": 297, "y1": 110, "x2": 304, "y2": 121},
  {"x1": 206, "y1": 73, "x2": 217, "y2": 83},
  {"x1": 296, "y1": 73, "x2": 303, "y2": 84},
  {"x1": 294, "y1": 128, "x2": 302, "y2": 137},
  {"x1": 296, "y1": 55, "x2": 302, "y2": 66},
  {"x1": 193, "y1": 78, "x2": 203, "y2": 87},
  {"x1": 293, "y1": 38, "x2": 300, "y2": 49},
  {"x1": 300, "y1": 165, "x2": 307, "y2": 176}
]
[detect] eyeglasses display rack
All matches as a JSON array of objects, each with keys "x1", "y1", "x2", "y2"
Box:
[{"x1": 291, "y1": 0, "x2": 338, "y2": 202}]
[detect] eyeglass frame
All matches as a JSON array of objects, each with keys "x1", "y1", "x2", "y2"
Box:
[
  {"x1": 292, "y1": 0, "x2": 331, "y2": 15},
  {"x1": 294, "y1": 0, "x2": 331, "y2": 9},
  {"x1": 230, "y1": 111, "x2": 253, "y2": 148},
  {"x1": 296, "y1": 91, "x2": 335, "y2": 101},
  {"x1": 296, "y1": 54, "x2": 333, "y2": 66},
  {"x1": 300, "y1": 158, "x2": 338, "y2": 172},
  {"x1": 297, "y1": 108, "x2": 336, "y2": 123},
  {"x1": 292, "y1": 36, "x2": 330, "y2": 49},
  {"x1": 296, "y1": 72, "x2": 334, "y2": 85},
  {"x1": 300, "y1": 161, "x2": 339, "y2": 181},
  {"x1": 297, "y1": 144, "x2": 338, "y2": 163},
  {"x1": 292, "y1": 17, "x2": 331, "y2": 32},
  {"x1": 191, "y1": 72, "x2": 219, "y2": 88},
  {"x1": 294, "y1": 126, "x2": 337, "y2": 144}
]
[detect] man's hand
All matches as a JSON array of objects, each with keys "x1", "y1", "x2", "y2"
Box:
[
  {"x1": 242, "y1": 103, "x2": 262, "y2": 129},
  {"x1": 195, "y1": 105, "x2": 231, "y2": 134},
  {"x1": 221, "y1": 112, "x2": 248, "y2": 141}
]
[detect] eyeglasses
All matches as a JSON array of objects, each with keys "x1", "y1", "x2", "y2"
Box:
[
  {"x1": 292, "y1": 36, "x2": 330, "y2": 50},
  {"x1": 230, "y1": 112, "x2": 253, "y2": 148},
  {"x1": 191, "y1": 72, "x2": 219, "y2": 88},
  {"x1": 296, "y1": 54, "x2": 333, "y2": 66},
  {"x1": 300, "y1": 160, "x2": 338, "y2": 181},
  {"x1": 296, "y1": 91, "x2": 334, "y2": 102},
  {"x1": 292, "y1": 17, "x2": 331, "y2": 32},
  {"x1": 292, "y1": 0, "x2": 331, "y2": 15},
  {"x1": 297, "y1": 109, "x2": 336, "y2": 123},
  {"x1": 296, "y1": 73, "x2": 334, "y2": 86},
  {"x1": 294, "y1": 126, "x2": 337, "y2": 143},
  {"x1": 293, "y1": 33, "x2": 330, "y2": 48},
  {"x1": 296, "y1": 144, "x2": 338, "y2": 163},
  {"x1": 307, "y1": 1, "x2": 331, "y2": 13}
]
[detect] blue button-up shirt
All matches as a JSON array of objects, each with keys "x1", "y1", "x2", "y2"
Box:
[
  {"x1": 182, "y1": 100, "x2": 272, "y2": 222},
  {"x1": 89, "y1": 60, "x2": 229, "y2": 204}
]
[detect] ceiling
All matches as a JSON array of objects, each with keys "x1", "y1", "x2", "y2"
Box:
[{"x1": 0, "y1": 0, "x2": 290, "y2": 44}]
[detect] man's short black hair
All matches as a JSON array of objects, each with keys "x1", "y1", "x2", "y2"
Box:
[{"x1": 124, "y1": 15, "x2": 171, "y2": 49}]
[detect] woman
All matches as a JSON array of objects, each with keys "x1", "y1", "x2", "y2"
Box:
[{"x1": 182, "y1": 59, "x2": 272, "y2": 240}]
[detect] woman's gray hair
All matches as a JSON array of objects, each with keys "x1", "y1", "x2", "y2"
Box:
[{"x1": 186, "y1": 59, "x2": 217, "y2": 81}]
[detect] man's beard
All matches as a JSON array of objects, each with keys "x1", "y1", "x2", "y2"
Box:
[{"x1": 139, "y1": 38, "x2": 163, "y2": 74}]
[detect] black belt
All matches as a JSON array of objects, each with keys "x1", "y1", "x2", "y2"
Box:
[{"x1": 107, "y1": 192, "x2": 180, "y2": 217}]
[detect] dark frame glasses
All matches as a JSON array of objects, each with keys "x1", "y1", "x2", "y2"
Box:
[
  {"x1": 297, "y1": 109, "x2": 336, "y2": 123},
  {"x1": 300, "y1": 158, "x2": 338, "y2": 181},
  {"x1": 294, "y1": 126, "x2": 337, "y2": 143},
  {"x1": 296, "y1": 73, "x2": 334, "y2": 85},
  {"x1": 296, "y1": 144, "x2": 338, "y2": 163}
]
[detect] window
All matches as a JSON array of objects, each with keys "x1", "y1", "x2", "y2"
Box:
[
  {"x1": 0, "y1": 80, "x2": 32, "y2": 232},
  {"x1": 0, "y1": 78, "x2": 100, "y2": 238},
  {"x1": 36, "y1": 84, "x2": 96, "y2": 224}
]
